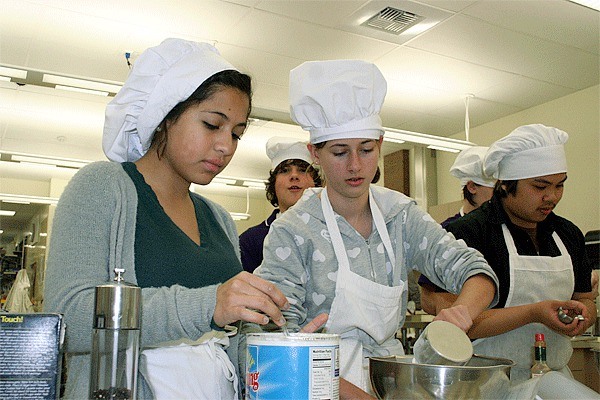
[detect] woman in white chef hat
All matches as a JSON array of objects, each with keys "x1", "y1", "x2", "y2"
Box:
[
  {"x1": 44, "y1": 38, "x2": 300, "y2": 399},
  {"x1": 441, "y1": 124, "x2": 596, "y2": 382},
  {"x1": 254, "y1": 59, "x2": 499, "y2": 397}
]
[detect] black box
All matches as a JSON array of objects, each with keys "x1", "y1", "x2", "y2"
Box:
[{"x1": 0, "y1": 313, "x2": 65, "y2": 399}]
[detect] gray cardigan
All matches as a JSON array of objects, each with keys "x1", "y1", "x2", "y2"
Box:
[{"x1": 43, "y1": 161, "x2": 241, "y2": 399}]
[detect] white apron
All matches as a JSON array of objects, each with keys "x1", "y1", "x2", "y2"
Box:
[
  {"x1": 321, "y1": 188, "x2": 405, "y2": 392},
  {"x1": 139, "y1": 329, "x2": 238, "y2": 400},
  {"x1": 472, "y1": 224, "x2": 575, "y2": 382}
]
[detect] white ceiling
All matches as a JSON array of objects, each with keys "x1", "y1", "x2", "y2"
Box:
[{"x1": 0, "y1": 0, "x2": 598, "y2": 239}]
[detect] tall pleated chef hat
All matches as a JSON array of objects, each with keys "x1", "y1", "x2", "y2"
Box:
[
  {"x1": 103, "y1": 38, "x2": 237, "y2": 162},
  {"x1": 484, "y1": 124, "x2": 568, "y2": 180},
  {"x1": 266, "y1": 136, "x2": 312, "y2": 170},
  {"x1": 289, "y1": 60, "x2": 387, "y2": 144},
  {"x1": 450, "y1": 146, "x2": 496, "y2": 187}
]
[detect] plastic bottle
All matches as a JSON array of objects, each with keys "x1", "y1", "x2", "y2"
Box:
[{"x1": 531, "y1": 333, "x2": 551, "y2": 378}]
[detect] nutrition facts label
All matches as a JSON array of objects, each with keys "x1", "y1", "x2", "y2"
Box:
[{"x1": 310, "y1": 346, "x2": 339, "y2": 400}]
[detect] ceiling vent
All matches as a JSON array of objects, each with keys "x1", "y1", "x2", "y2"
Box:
[
  {"x1": 339, "y1": 1, "x2": 452, "y2": 45},
  {"x1": 362, "y1": 7, "x2": 424, "y2": 35}
]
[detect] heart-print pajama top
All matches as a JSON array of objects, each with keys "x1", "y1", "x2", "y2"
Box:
[{"x1": 254, "y1": 186, "x2": 499, "y2": 350}]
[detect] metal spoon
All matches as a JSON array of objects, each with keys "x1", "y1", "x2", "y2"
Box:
[
  {"x1": 558, "y1": 307, "x2": 584, "y2": 324},
  {"x1": 281, "y1": 321, "x2": 291, "y2": 336}
]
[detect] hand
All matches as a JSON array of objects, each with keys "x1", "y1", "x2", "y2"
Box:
[
  {"x1": 213, "y1": 271, "x2": 289, "y2": 327},
  {"x1": 300, "y1": 313, "x2": 329, "y2": 333},
  {"x1": 536, "y1": 299, "x2": 590, "y2": 337},
  {"x1": 591, "y1": 270, "x2": 599, "y2": 299},
  {"x1": 433, "y1": 304, "x2": 473, "y2": 332}
]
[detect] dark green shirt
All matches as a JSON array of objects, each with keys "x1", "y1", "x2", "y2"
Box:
[{"x1": 122, "y1": 162, "x2": 242, "y2": 289}]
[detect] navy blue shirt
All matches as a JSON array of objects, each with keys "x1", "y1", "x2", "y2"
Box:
[{"x1": 239, "y1": 209, "x2": 278, "y2": 273}]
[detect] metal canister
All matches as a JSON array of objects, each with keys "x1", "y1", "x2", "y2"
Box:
[{"x1": 89, "y1": 268, "x2": 141, "y2": 400}]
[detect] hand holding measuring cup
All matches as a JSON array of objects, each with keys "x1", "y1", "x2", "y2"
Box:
[{"x1": 413, "y1": 320, "x2": 473, "y2": 366}]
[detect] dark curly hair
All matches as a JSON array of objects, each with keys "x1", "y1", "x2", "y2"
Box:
[
  {"x1": 150, "y1": 69, "x2": 252, "y2": 159},
  {"x1": 266, "y1": 159, "x2": 322, "y2": 207}
]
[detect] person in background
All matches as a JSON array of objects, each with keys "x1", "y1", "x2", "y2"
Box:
[
  {"x1": 239, "y1": 137, "x2": 321, "y2": 272},
  {"x1": 425, "y1": 124, "x2": 597, "y2": 382},
  {"x1": 43, "y1": 38, "x2": 310, "y2": 399},
  {"x1": 441, "y1": 146, "x2": 496, "y2": 228},
  {"x1": 419, "y1": 146, "x2": 495, "y2": 314},
  {"x1": 252, "y1": 59, "x2": 499, "y2": 399}
]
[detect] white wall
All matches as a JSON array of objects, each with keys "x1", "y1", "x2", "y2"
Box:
[{"x1": 434, "y1": 85, "x2": 600, "y2": 234}]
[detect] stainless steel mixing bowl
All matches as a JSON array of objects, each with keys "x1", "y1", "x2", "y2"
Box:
[{"x1": 370, "y1": 354, "x2": 515, "y2": 399}]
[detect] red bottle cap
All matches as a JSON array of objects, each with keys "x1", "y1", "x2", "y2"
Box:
[{"x1": 535, "y1": 333, "x2": 545, "y2": 341}]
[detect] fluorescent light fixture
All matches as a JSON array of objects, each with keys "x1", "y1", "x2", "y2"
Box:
[
  {"x1": 230, "y1": 212, "x2": 251, "y2": 221},
  {"x1": 0, "y1": 210, "x2": 16, "y2": 216},
  {"x1": 212, "y1": 177, "x2": 238, "y2": 185},
  {"x1": 42, "y1": 73, "x2": 122, "y2": 94},
  {"x1": 55, "y1": 85, "x2": 109, "y2": 96},
  {"x1": 243, "y1": 180, "x2": 267, "y2": 189},
  {"x1": 1, "y1": 199, "x2": 30, "y2": 205},
  {"x1": 384, "y1": 137, "x2": 406, "y2": 144},
  {"x1": 0, "y1": 76, "x2": 11, "y2": 82},
  {"x1": 568, "y1": 0, "x2": 600, "y2": 11},
  {"x1": 39, "y1": 232, "x2": 48, "y2": 237},
  {"x1": 427, "y1": 145, "x2": 460, "y2": 153},
  {"x1": 384, "y1": 128, "x2": 474, "y2": 152},
  {"x1": 0, "y1": 193, "x2": 59, "y2": 205},
  {"x1": 11, "y1": 154, "x2": 89, "y2": 169},
  {"x1": 0, "y1": 66, "x2": 27, "y2": 79}
]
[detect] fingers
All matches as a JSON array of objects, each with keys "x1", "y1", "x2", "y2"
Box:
[
  {"x1": 434, "y1": 305, "x2": 473, "y2": 332},
  {"x1": 301, "y1": 313, "x2": 329, "y2": 333},
  {"x1": 237, "y1": 272, "x2": 290, "y2": 310},
  {"x1": 213, "y1": 272, "x2": 290, "y2": 327},
  {"x1": 543, "y1": 300, "x2": 590, "y2": 336}
]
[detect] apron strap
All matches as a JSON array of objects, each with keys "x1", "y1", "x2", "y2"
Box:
[{"x1": 321, "y1": 187, "x2": 396, "y2": 272}]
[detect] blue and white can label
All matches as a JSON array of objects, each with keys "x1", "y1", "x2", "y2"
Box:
[{"x1": 246, "y1": 333, "x2": 339, "y2": 400}]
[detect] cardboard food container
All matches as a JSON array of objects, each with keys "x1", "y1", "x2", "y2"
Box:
[{"x1": 0, "y1": 313, "x2": 65, "y2": 399}]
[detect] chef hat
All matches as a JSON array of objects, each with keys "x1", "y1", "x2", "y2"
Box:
[
  {"x1": 450, "y1": 146, "x2": 496, "y2": 187},
  {"x1": 103, "y1": 38, "x2": 237, "y2": 162},
  {"x1": 266, "y1": 136, "x2": 312, "y2": 169},
  {"x1": 289, "y1": 60, "x2": 387, "y2": 144},
  {"x1": 484, "y1": 124, "x2": 568, "y2": 180}
]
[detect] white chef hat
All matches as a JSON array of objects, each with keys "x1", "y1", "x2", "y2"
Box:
[
  {"x1": 266, "y1": 136, "x2": 312, "y2": 170},
  {"x1": 289, "y1": 60, "x2": 386, "y2": 144},
  {"x1": 450, "y1": 146, "x2": 496, "y2": 187},
  {"x1": 484, "y1": 124, "x2": 568, "y2": 180},
  {"x1": 103, "y1": 38, "x2": 237, "y2": 162}
]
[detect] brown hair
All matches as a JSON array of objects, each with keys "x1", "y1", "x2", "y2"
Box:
[{"x1": 266, "y1": 159, "x2": 322, "y2": 207}]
